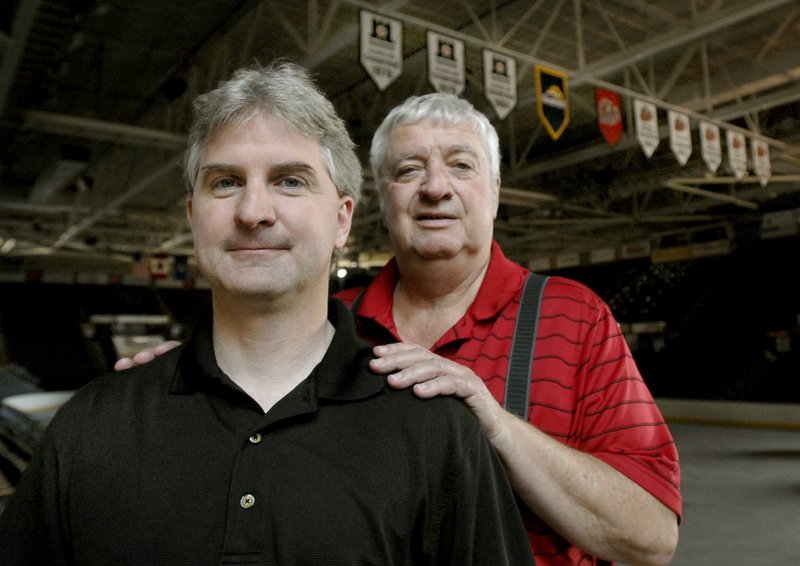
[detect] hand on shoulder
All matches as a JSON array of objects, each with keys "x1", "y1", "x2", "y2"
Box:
[{"x1": 113, "y1": 340, "x2": 183, "y2": 371}]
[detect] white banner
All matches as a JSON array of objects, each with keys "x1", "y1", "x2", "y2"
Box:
[
  {"x1": 483, "y1": 50, "x2": 517, "y2": 120},
  {"x1": 427, "y1": 31, "x2": 465, "y2": 95},
  {"x1": 634, "y1": 99, "x2": 659, "y2": 158},
  {"x1": 699, "y1": 121, "x2": 721, "y2": 173},
  {"x1": 751, "y1": 138, "x2": 771, "y2": 186},
  {"x1": 668, "y1": 110, "x2": 692, "y2": 165},
  {"x1": 726, "y1": 130, "x2": 748, "y2": 180},
  {"x1": 359, "y1": 11, "x2": 403, "y2": 91}
]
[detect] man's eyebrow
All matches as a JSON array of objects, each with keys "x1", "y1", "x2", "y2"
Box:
[
  {"x1": 199, "y1": 161, "x2": 320, "y2": 177},
  {"x1": 392, "y1": 152, "x2": 423, "y2": 163},
  {"x1": 447, "y1": 144, "x2": 481, "y2": 158},
  {"x1": 269, "y1": 161, "x2": 319, "y2": 177},
  {"x1": 392, "y1": 145, "x2": 481, "y2": 163},
  {"x1": 199, "y1": 162, "x2": 239, "y2": 176}
]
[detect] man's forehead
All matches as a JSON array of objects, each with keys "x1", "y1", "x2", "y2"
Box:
[
  {"x1": 389, "y1": 120, "x2": 484, "y2": 158},
  {"x1": 395, "y1": 118, "x2": 477, "y2": 136},
  {"x1": 203, "y1": 115, "x2": 323, "y2": 161},
  {"x1": 209, "y1": 113, "x2": 315, "y2": 144}
]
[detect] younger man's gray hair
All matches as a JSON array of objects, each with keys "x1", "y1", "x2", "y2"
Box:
[{"x1": 183, "y1": 60, "x2": 362, "y2": 203}]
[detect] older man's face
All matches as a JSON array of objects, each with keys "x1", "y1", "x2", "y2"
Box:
[{"x1": 380, "y1": 119, "x2": 499, "y2": 263}]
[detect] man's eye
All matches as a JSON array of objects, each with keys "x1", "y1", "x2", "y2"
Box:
[
  {"x1": 450, "y1": 161, "x2": 478, "y2": 177},
  {"x1": 211, "y1": 177, "x2": 239, "y2": 190},
  {"x1": 281, "y1": 177, "x2": 304, "y2": 189},
  {"x1": 395, "y1": 166, "x2": 419, "y2": 179}
]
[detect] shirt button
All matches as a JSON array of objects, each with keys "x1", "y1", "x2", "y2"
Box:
[
  {"x1": 249, "y1": 433, "x2": 262, "y2": 444},
  {"x1": 240, "y1": 494, "x2": 256, "y2": 509}
]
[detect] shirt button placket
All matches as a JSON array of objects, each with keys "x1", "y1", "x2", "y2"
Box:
[{"x1": 239, "y1": 433, "x2": 262, "y2": 510}]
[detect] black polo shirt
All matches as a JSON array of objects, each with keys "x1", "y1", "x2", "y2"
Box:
[{"x1": 0, "y1": 299, "x2": 535, "y2": 565}]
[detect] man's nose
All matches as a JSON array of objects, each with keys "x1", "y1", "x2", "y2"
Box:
[
  {"x1": 420, "y1": 162, "x2": 454, "y2": 201},
  {"x1": 235, "y1": 183, "x2": 277, "y2": 228}
]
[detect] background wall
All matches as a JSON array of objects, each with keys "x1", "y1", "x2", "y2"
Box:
[{"x1": 0, "y1": 234, "x2": 797, "y2": 402}]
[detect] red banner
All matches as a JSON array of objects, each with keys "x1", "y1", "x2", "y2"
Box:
[{"x1": 595, "y1": 88, "x2": 623, "y2": 146}]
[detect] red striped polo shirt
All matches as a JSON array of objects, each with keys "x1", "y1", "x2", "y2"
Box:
[{"x1": 336, "y1": 240, "x2": 682, "y2": 566}]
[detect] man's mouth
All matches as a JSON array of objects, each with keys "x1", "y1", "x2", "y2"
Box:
[
  {"x1": 231, "y1": 245, "x2": 279, "y2": 251},
  {"x1": 416, "y1": 212, "x2": 455, "y2": 221},
  {"x1": 227, "y1": 241, "x2": 290, "y2": 254}
]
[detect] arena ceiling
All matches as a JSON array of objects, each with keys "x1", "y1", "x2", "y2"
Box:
[{"x1": 1, "y1": 0, "x2": 799, "y2": 277}]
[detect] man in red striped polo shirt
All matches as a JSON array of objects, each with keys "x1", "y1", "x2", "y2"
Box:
[{"x1": 336, "y1": 93, "x2": 681, "y2": 566}]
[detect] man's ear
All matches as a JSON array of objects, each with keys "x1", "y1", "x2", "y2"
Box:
[
  {"x1": 335, "y1": 196, "x2": 354, "y2": 250},
  {"x1": 186, "y1": 197, "x2": 193, "y2": 226}
]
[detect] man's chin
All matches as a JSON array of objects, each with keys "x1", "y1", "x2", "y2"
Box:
[
  {"x1": 405, "y1": 235, "x2": 491, "y2": 263},
  {"x1": 410, "y1": 240, "x2": 464, "y2": 260},
  {"x1": 211, "y1": 272, "x2": 295, "y2": 299}
]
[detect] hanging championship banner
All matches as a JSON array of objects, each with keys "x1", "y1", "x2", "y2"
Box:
[
  {"x1": 483, "y1": 50, "x2": 517, "y2": 120},
  {"x1": 668, "y1": 110, "x2": 692, "y2": 165},
  {"x1": 751, "y1": 139, "x2": 771, "y2": 186},
  {"x1": 595, "y1": 88, "x2": 622, "y2": 146},
  {"x1": 535, "y1": 65, "x2": 569, "y2": 140},
  {"x1": 634, "y1": 99, "x2": 659, "y2": 157},
  {"x1": 359, "y1": 11, "x2": 403, "y2": 91},
  {"x1": 726, "y1": 130, "x2": 747, "y2": 180},
  {"x1": 699, "y1": 121, "x2": 721, "y2": 173},
  {"x1": 427, "y1": 31, "x2": 465, "y2": 95}
]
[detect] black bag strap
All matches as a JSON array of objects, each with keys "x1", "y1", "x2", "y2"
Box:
[{"x1": 504, "y1": 272, "x2": 549, "y2": 420}]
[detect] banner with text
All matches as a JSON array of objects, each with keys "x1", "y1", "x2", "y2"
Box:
[
  {"x1": 427, "y1": 31, "x2": 465, "y2": 95},
  {"x1": 700, "y1": 121, "x2": 721, "y2": 173},
  {"x1": 726, "y1": 130, "x2": 747, "y2": 180},
  {"x1": 483, "y1": 50, "x2": 517, "y2": 120},
  {"x1": 668, "y1": 110, "x2": 692, "y2": 165},
  {"x1": 751, "y1": 138, "x2": 771, "y2": 186},
  {"x1": 359, "y1": 11, "x2": 403, "y2": 91},
  {"x1": 634, "y1": 99, "x2": 659, "y2": 157}
]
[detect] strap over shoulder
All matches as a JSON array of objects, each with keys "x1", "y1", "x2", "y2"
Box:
[{"x1": 505, "y1": 272, "x2": 549, "y2": 420}]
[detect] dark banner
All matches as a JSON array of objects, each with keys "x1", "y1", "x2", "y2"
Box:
[{"x1": 535, "y1": 65, "x2": 569, "y2": 140}]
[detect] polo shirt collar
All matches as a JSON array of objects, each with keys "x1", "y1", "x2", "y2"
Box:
[
  {"x1": 356, "y1": 240, "x2": 527, "y2": 324},
  {"x1": 469, "y1": 240, "x2": 528, "y2": 320},
  {"x1": 170, "y1": 298, "x2": 383, "y2": 402}
]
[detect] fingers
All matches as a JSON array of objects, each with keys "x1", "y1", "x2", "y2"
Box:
[
  {"x1": 132, "y1": 350, "x2": 157, "y2": 365},
  {"x1": 154, "y1": 340, "x2": 182, "y2": 355},
  {"x1": 370, "y1": 342, "x2": 481, "y2": 400},
  {"x1": 113, "y1": 340, "x2": 182, "y2": 371},
  {"x1": 370, "y1": 343, "x2": 442, "y2": 387},
  {"x1": 371, "y1": 342, "x2": 434, "y2": 373},
  {"x1": 113, "y1": 358, "x2": 136, "y2": 371}
]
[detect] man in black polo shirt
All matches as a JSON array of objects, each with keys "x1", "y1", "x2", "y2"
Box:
[{"x1": 0, "y1": 61, "x2": 534, "y2": 565}]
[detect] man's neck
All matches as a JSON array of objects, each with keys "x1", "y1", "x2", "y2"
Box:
[
  {"x1": 392, "y1": 246, "x2": 491, "y2": 348},
  {"x1": 210, "y1": 292, "x2": 333, "y2": 413}
]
